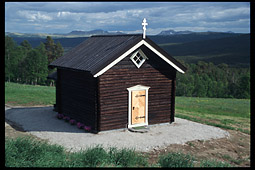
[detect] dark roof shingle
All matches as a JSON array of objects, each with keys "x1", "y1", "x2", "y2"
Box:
[
  {"x1": 49, "y1": 34, "x2": 187, "y2": 76},
  {"x1": 49, "y1": 34, "x2": 143, "y2": 75}
]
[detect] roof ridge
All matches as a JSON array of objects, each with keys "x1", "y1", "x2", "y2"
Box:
[{"x1": 91, "y1": 34, "x2": 142, "y2": 37}]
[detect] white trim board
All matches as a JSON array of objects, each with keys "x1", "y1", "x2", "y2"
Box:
[{"x1": 93, "y1": 39, "x2": 185, "y2": 77}]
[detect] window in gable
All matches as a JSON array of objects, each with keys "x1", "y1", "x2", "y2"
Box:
[{"x1": 130, "y1": 49, "x2": 147, "y2": 68}]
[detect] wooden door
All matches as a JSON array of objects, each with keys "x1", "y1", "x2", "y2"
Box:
[{"x1": 131, "y1": 90, "x2": 146, "y2": 125}]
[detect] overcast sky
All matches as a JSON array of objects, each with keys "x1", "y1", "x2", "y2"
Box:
[{"x1": 5, "y1": 2, "x2": 250, "y2": 34}]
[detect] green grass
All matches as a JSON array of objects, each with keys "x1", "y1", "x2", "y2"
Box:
[
  {"x1": 5, "y1": 137, "x2": 148, "y2": 167},
  {"x1": 5, "y1": 137, "x2": 67, "y2": 167},
  {"x1": 6, "y1": 137, "x2": 233, "y2": 167},
  {"x1": 158, "y1": 152, "x2": 195, "y2": 167},
  {"x1": 175, "y1": 96, "x2": 250, "y2": 134},
  {"x1": 5, "y1": 82, "x2": 55, "y2": 106}
]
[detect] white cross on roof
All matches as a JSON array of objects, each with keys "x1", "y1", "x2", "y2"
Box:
[{"x1": 142, "y1": 18, "x2": 148, "y2": 39}]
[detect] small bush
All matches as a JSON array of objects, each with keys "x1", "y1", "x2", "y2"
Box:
[
  {"x1": 69, "y1": 145, "x2": 109, "y2": 167},
  {"x1": 77, "y1": 122, "x2": 84, "y2": 129},
  {"x1": 56, "y1": 113, "x2": 64, "y2": 119},
  {"x1": 158, "y1": 152, "x2": 194, "y2": 168},
  {"x1": 69, "y1": 119, "x2": 76, "y2": 125},
  {"x1": 63, "y1": 116, "x2": 70, "y2": 122},
  {"x1": 84, "y1": 126, "x2": 91, "y2": 132},
  {"x1": 108, "y1": 147, "x2": 148, "y2": 167},
  {"x1": 200, "y1": 159, "x2": 232, "y2": 167}
]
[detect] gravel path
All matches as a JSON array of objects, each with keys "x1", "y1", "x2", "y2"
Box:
[{"x1": 5, "y1": 106, "x2": 229, "y2": 152}]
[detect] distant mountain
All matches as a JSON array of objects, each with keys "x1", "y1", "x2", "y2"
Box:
[
  {"x1": 67, "y1": 29, "x2": 127, "y2": 36},
  {"x1": 67, "y1": 29, "x2": 109, "y2": 36},
  {"x1": 158, "y1": 30, "x2": 194, "y2": 35},
  {"x1": 207, "y1": 30, "x2": 234, "y2": 34},
  {"x1": 158, "y1": 29, "x2": 236, "y2": 36},
  {"x1": 5, "y1": 29, "x2": 126, "y2": 38}
]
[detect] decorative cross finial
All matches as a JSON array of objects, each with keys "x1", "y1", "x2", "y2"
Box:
[{"x1": 142, "y1": 18, "x2": 148, "y2": 39}]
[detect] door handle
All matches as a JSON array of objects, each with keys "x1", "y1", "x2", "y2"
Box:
[
  {"x1": 133, "y1": 107, "x2": 135, "y2": 110},
  {"x1": 135, "y1": 95, "x2": 145, "y2": 97},
  {"x1": 135, "y1": 116, "x2": 145, "y2": 119}
]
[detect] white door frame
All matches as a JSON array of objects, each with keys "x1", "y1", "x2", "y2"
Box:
[{"x1": 127, "y1": 85, "x2": 150, "y2": 128}]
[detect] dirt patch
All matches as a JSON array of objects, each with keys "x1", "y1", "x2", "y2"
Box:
[
  {"x1": 145, "y1": 130, "x2": 250, "y2": 167},
  {"x1": 5, "y1": 120, "x2": 31, "y2": 139}
]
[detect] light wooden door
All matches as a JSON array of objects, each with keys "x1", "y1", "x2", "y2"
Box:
[{"x1": 131, "y1": 90, "x2": 146, "y2": 125}]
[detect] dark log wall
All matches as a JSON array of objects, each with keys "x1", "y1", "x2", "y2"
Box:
[
  {"x1": 57, "y1": 68, "x2": 98, "y2": 132},
  {"x1": 98, "y1": 45, "x2": 176, "y2": 131}
]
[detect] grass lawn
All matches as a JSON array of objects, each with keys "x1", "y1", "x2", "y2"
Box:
[
  {"x1": 5, "y1": 82, "x2": 55, "y2": 106},
  {"x1": 175, "y1": 96, "x2": 250, "y2": 134}
]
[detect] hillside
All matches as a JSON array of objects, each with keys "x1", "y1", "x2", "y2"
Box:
[
  {"x1": 6, "y1": 32, "x2": 250, "y2": 67},
  {"x1": 159, "y1": 34, "x2": 250, "y2": 67},
  {"x1": 149, "y1": 32, "x2": 244, "y2": 44},
  {"x1": 10, "y1": 37, "x2": 89, "y2": 53}
]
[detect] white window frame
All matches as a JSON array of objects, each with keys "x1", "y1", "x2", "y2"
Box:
[
  {"x1": 127, "y1": 85, "x2": 150, "y2": 128},
  {"x1": 130, "y1": 49, "x2": 147, "y2": 68}
]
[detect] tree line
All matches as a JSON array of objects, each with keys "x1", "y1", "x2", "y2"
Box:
[
  {"x1": 5, "y1": 36, "x2": 250, "y2": 99},
  {"x1": 176, "y1": 61, "x2": 250, "y2": 99},
  {"x1": 5, "y1": 36, "x2": 63, "y2": 85}
]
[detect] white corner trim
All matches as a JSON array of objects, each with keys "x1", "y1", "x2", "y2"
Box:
[
  {"x1": 93, "y1": 39, "x2": 185, "y2": 77},
  {"x1": 127, "y1": 85, "x2": 150, "y2": 128}
]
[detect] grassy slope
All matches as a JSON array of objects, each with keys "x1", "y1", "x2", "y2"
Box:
[
  {"x1": 175, "y1": 97, "x2": 250, "y2": 134},
  {"x1": 5, "y1": 82, "x2": 55, "y2": 106}
]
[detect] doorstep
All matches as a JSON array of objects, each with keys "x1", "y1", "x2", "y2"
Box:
[{"x1": 128, "y1": 125, "x2": 149, "y2": 133}]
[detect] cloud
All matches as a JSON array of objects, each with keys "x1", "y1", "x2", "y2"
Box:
[
  {"x1": 17, "y1": 10, "x2": 53, "y2": 22},
  {"x1": 5, "y1": 2, "x2": 250, "y2": 34}
]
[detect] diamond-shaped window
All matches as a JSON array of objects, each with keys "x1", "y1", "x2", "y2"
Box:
[{"x1": 130, "y1": 49, "x2": 147, "y2": 68}]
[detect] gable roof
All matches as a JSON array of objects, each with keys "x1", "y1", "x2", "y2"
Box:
[{"x1": 49, "y1": 34, "x2": 187, "y2": 77}]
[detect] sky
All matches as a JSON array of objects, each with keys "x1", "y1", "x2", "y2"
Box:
[{"x1": 5, "y1": 2, "x2": 250, "y2": 35}]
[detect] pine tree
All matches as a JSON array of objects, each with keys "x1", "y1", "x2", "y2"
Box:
[
  {"x1": 35, "y1": 43, "x2": 48, "y2": 85},
  {"x1": 20, "y1": 40, "x2": 32, "y2": 51},
  {"x1": 44, "y1": 36, "x2": 64, "y2": 65}
]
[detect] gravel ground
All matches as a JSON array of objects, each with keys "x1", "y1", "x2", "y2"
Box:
[{"x1": 5, "y1": 106, "x2": 229, "y2": 152}]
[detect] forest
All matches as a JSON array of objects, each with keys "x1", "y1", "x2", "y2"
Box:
[
  {"x1": 5, "y1": 36, "x2": 250, "y2": 99},
  {"x1": 5, "y1": 36, "x2": 63, "y2": 86},
  {"x1": 176, "y1": 61, "x2": 250, "y2": 99}
]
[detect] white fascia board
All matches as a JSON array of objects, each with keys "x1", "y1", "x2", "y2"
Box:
[
  {"x1": 93, "y1": 40, "x2": 144, "y2": 77},
  {"x1": 142, "y1": 41, "x2": 185, "y2": 74},
  {"x1": 93, "y1": 40, "x2": 185, "y2": 77}
]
